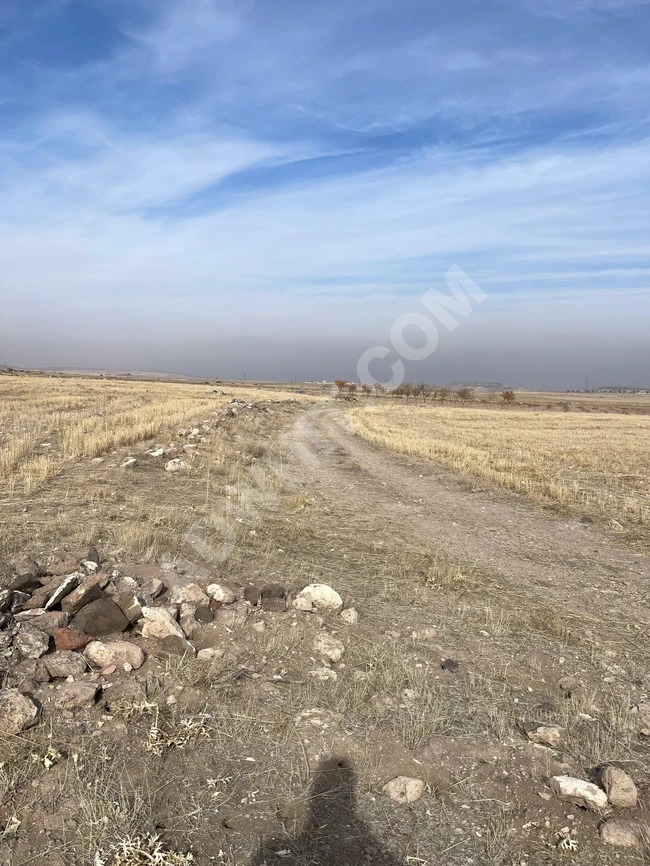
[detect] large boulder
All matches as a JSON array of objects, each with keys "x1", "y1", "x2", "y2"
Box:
[
  {"x1": 0, "y1": 688, "x2": 40, "y2": 734},
  {"x1": 292, "y1": 584, "x2": 343, "y2": 615},
  {"x1": 70, "y1": 598, "x2": 129, "y2": 637}
]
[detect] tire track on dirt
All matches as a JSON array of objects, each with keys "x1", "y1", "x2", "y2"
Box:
[{"x1": 283, "y1": 403, "x2": 650, "y2": 629}]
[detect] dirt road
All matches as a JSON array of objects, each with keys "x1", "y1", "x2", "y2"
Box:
[{"x1": 284, "y1": 402, "x2": 650, "y2": 631}]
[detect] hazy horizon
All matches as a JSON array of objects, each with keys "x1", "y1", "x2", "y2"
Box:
[{"x1": 1, "y1": 0, "x2": 649, "y2": 389}]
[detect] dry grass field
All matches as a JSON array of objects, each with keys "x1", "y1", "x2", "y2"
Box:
[
  {"x1": 347, "y1": 402, "x2": 650, "y2": 543},
  {"x1": 0, "y1": 375, "x2": 315, "y2": 561},
  {"x1": 1, "y1": 376, "x2": 650, "y2": 866}
]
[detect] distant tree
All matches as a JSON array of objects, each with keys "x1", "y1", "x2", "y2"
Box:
[
  {"x1": 392, "y1": 383, "x2": 404, "y2": 399},
  {"x1": 334, "y1": 379, "x2": 347, "y2": 396},
  {"x1": 417, "y1": 382, "x2": 434, "y2": 403},
  {"x1": 362, "y1": 384, "x2": 372, "y2": 397},
  {"x1": 373, "y1": 382, "x2": 385, "y2": 396},
  {"x1": 438, "y1": 386, "x2": 451, "y2": 404},
  {"x1": 502, "y1": 389, "x2": 516, "y2": 403},
  {"x1": 402, "y1": 382, "x2": 415, "y2": 402},
  {"x1": 457, "y1": 387, "x2": 475, "y2": 403},
  {"x1": 347, "y1": 382, "x2": 357, "y2": 395}
]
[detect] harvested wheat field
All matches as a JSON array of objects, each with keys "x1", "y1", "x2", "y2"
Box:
[
  {"x1": 348, "y1": 402, "x2": 650, "y2": 545},
  {"x1": 1, "y1": 377, "x2": 650, "y2": 866}
]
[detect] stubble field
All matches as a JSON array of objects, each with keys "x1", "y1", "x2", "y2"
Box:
[
  {"x1": 348, "y1": 401, "x2": 650, "y2": 546},
  {"x1": 0, "y1": 376, "x2": 649, "y2": 866}
]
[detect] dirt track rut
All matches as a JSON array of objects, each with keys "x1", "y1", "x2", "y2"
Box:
[{"x1": 283, "y1": 403, "x2": 650, "y2": 630}]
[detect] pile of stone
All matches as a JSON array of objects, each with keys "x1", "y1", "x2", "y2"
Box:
[
  {"x1": 0, "y1": 551, "x2": 353, "y2": 737},
  {"x1": 121, "y1": 400, "x2": 274, "y2": 472}
]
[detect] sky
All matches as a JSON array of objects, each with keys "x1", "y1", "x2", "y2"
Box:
[{"x1": 0, "y1": 0, "x2": 649, "y2": 389}]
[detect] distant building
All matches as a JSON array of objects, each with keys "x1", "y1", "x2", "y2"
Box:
[{"x1": 595, "y1": 386, "x2": 649, "y2": 394}]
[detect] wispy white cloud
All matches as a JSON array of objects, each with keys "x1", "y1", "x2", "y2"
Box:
[{"x1": 0, "y1": 0, "x2": 649, "y2": 382}]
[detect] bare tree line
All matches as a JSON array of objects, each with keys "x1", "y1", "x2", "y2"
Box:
[{"x1": 333, "y1": 380, "x2": 516, "y2": 404}]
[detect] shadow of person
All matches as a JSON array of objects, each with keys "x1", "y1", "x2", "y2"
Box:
[{"x1": 251, "y1": 755, "x2": 403, "y2": 866}]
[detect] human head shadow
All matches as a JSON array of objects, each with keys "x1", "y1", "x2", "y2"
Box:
[{"x1": 251, "y1": 755, "x2": 402, "y2": 865}]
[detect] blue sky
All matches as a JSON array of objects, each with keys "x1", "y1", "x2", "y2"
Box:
[{"x1": 0, "y1": 0, "x2": 649, "y2": 386}]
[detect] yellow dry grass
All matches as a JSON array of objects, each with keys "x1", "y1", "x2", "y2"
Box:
[
  {"x1": 0, "y1": 375, "x2": 311, "y2": 494},
  {"x1": 347, "y1": 403, "x2": 650, "y2": 531},
  {"x1": 0, "y1": 375, "x2": 315, "y2": 559}
]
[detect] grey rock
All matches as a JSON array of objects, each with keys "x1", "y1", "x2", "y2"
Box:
[
  {"x1": 158, "y1": 634, "x2": 196, "y2": 661},
  {"x1": 0, "y1": 588, "x2": 13, "y2": 612},
  {"x1": 52, "y1": 681, "x2": 99, "y2": 709},
  {"x1": 10, "y1": 573, "x2": 41, "y2": 593},
  {"x1": 527, "y1": 724, "x2": 565, "y2": 748},
  {"x1": 194, "y1": 606, "x2": 214, "y2": 623},
  {"x1": 260, "y1": 583, "x2": 287, "y2": 612},
  {"x1": 550, "y1": 776, "x2": 607, "y2": 810},
  {"x1": 84, "y1": 640, "x2": 145, "y2": 670},
  {"x1": 602, "y1": 766, "x2": 638, "y2": 808},
  {"x1": 14, "y1": 610, "x2": 68, "y2": 635},
  {"x1": 313, "y1": 633, "x2": 345, "y2": 663},
  {"x1": 243, "y1": 584, "x2": 261, "y2": 604},
  {"x1": 44, "y1": 573, "x2": 83, "y2": 611},
  {"x1": 600, "y1": 819, "x2": 647, "y2": 848},
  {"x1": 61, "y1": 576, "x2": 104, "y2": 615},
  {"x1": 9, "y1": 658, "x2": 51, "y2": 686},
  {"x1": 293, "y1": 584, "x2": 343, "y2": 615},
  {"x1": 15, "y1": 625, "x2": 50, "y2": 659},
  {"x1": 114, "y1": 590, "x2": 143, "y2": 623},
  {"x1": 0, "y1": 688, "x2": 40, "y2": 733},
  {"x1": 70, "y1": 598, "x2": 129, "y2": 637},
  {"x1": 10, "y1": 591, "x2": 30, "y2": 613},
  {"x1": 43, "y1": 651, "x2": 87, "y2": 679}
]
